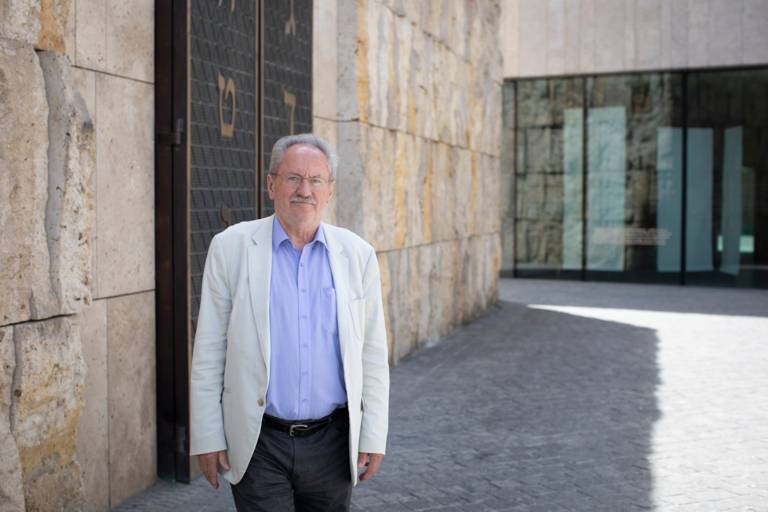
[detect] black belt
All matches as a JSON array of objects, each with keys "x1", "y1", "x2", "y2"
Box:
[{"x1": 262, "y1": 406, "x2": 347, "y2": 437}]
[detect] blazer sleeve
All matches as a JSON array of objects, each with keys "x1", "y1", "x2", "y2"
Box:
[
  {"x1": 358, "y1": 246, "x2": 390, "y2": 454},
  {"x1": 190, "y1": 234, "x2": 231, "y2": 455}
]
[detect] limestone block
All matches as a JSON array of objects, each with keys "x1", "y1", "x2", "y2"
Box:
[
  {"x1": 107, "y1": 291, "x2": 156, "y2": 506},
  {"x1": 518, "y1": 0, "x2": 547, "y2": 76},
  {"x1": 36, "y1": 0, "x2": 74, "y2": 61},
  {"x1": 0, "y1": 38, "x2": 57, "y2": 325},
  {"x1": 11, "y1": 317, "x2": 85, "y2": 511},
  {"x1": 687, "y1": 0, "x2": 709, "y2": 67},
  {"x1": 0, "y1": 327, "x2": 25, "y2": 512},
  {"x1": 661, "y1": 0, "x2": 688, "y2": 69},
  {"x1": 313, "y1": 0, "x2": 337, "y2": 120},
  {"x1": 635, "y1": 0, "x2": 661, "y2": 69},
  {"x1": 0, "y1": 0, "x2": 40, "y2": 45},
  {"x1": 579, "y1": 0, "x2": 596, "y2": 71},
  {"x1": 429, "y1": 142, "x2": 456, "y2": 242},
  {"x1": 743, "y1": 0, "x2": 768, "y2": 64},
  {"x1": 547, "y1": 0, "x2": 566, "y2": 75},
  {"x1": 75, "y1": 0, "x2": 106, "y2": 70},
  {"x1": 335, "y1": 121, "x2": 365, "y2": 234},
  {"x1": 314, "y1": 118, "x2": 338, "y2": 225},
  {"x1": 75, "y1": 299, "x2": 108, "y2": 511},
  {"x1": 391, "y1": 14, "x2": 412, "y2": 133},
  {"x1": 708, "y1": 0, "x2": 742, "y2": 66},
  {"x1": 376, "y1": 252, "x2": 394, "y2": 361},
  {"x1": 95, "y1": 73, "x2": 154, "y2": 298},
  {"x1": 623, "y1": 0, "x2": 636, "y2": 71},
  {"x1": 593, "y1": 0, "x2": 625, "y2": 73},
  {"x1": 39, "y1": 51, "x2": 96, "y2": 315},
  {"x1": 105, "y1": 0, "x2": 153, "y2": 82},
  {"x1": 453, "y1": 148, "x2": 473, "y2": 237},
  {"x1": 336, "y1": 0, "x2": 362, "y2": 121},
  {"x1": 564, "y1": 0, "x2": 581, "y2": 75}
]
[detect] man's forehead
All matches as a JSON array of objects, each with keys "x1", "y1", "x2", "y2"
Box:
[{"x1": 280, "y1": 144, "x2": 330, "y2": 173}]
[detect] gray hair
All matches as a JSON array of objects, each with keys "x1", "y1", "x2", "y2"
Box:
[{"x1": 268, "y1": 133, "x2": 338, "y2": 181}]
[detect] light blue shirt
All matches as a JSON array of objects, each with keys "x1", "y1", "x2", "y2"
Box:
[{"x1": 266, "y1": 218, "x2": 347, "y2": 420}]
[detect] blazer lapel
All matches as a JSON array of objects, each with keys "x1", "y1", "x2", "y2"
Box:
[{"x1": 248, "y1": 216, "x2": 274, "y2": 370}]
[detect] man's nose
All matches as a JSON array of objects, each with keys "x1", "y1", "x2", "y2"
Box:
[{"x1": 296, "y1": 177, "x2": 312, "y2": 194}]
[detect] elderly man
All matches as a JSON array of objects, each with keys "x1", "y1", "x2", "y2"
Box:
[{"x1": 190, "y1": 134, "x2": 389, "y2": 511}]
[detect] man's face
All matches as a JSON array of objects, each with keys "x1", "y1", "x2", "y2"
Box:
[{"x1": 267, "y1": 144, "x2": 334, "y2": 229}]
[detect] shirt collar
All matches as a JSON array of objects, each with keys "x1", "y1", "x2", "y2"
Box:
[{"x1": 272, "y1": 216, "x2": 327, "y2": 250}]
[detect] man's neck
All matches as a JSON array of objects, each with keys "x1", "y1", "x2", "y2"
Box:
[{"x1": 276, "y1": 215, "x2": 320, "y2": 251}]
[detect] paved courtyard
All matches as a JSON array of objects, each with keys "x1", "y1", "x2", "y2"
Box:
[{"x1": 114, "y1": 279, "x2": 768, "y2": 511}]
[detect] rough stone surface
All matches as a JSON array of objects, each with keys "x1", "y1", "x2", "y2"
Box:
[
  {"x1": 0, "y1": 38, "x2": 57, "y2": 325},
  {"x1": 10, "y1": 317, "x2": 85, "y2": 512},
  {"x1": 36, "y1": 0, "x2": 74, "y2": 59},
  {"x1": 0, "y1": 42, "x2": 95, "y2": 327},
  {"x1": 39, "y1": 51, "x2": 96, "y2": 316},
  {"x1": 0, "y1": 327, "x2": 25, "y2": 512},
  {"x1": 334, "y1": 0, "x2": 502, "y2": 362},
  {"x1": 0, "y1": 0, "x2": 40, "y2": 45}
]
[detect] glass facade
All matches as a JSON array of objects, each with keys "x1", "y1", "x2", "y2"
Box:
[{"x1": 502, "y1": 68, "x2": 768, "y2": 289}]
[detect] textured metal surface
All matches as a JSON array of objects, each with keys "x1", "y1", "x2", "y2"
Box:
[
  {"x1": 189, "y1": 0, "x2": 257, "y2": 328},
  {"x1": 261, "y1": 0, "x2": 313, "y2": 216}
]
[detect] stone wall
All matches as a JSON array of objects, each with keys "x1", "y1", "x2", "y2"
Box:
[
  {"x1": 500, "y1": 0, "x2": 768, "y2": 79},
  {"x1": 316, "y1": 0, "x2": 503, "y2": 363},
  {"x1": 0, "y1": 0, "x2": 155, "y2": 510}
]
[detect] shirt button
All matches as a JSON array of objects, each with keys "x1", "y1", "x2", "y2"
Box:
[
  {"x1": 301, "y1": 288, "x2": 306, "y2": 293},
  {"x1": 302, "y1": 344, "x2": 308, "y2": 348},
  {"x1": 300, "y1": 263, "x2": 304, "y2": 267},
  {"x1": 301, "y1": 314, "x2": 307, "y2": 319},
  {"x1": 257, "y1": 398, "x2": 264, "y2": 407}
]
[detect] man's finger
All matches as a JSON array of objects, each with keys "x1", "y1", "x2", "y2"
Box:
[
  {"x1": 198, "y1": 452, "x2": 220, "y2": 489},
  {"x1": 357, "y1": 452, "x2": 369, "y2": 468},
  {"x1": 358, "y1": 452, "x2": 384, "y2": 481},
  {"x1": 218, "y1": 451, "x2": 230, "y2": 471}
]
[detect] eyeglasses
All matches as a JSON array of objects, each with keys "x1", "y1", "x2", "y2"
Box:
[{"x1": 270, "y1": 173, "x2": 333, "y2": 190}]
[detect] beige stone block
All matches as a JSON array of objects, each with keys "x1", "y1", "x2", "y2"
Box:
[
  {"x1": 708, "y1": 0, "x2": 742, "y2": 66},
  {"x1": 687, "y1": 0, "x2": 709, "y2": 67},
  {"x1": 517, "y1": 0, "x2": 547, "y2": 77},
  {"x1": 0, "y1": 39, "x2": 58, "y2": 325},
  {"x1": 594, "y1": 0, "x2": 625, "y2": 72},
  {"x1": 392, "y1": 14, "x2": 412, "y2": 133},
  {"x1": 430, "y1": 142, "x2": 456, "y2": 242},
  {"x1": 313, "y1": 0, "x2": 337, "y2": 120},
  {"x1": 623, "y1": 0, "x2": 637, "y2": 70},
  {"x1": 37, "y1": 0, "x2": 75, "y2": 60},
  {"x1": 313, "y1": 117, "x2": 338, "y2": 226},
  {"x1": 38, "y1": 51, "x2": 97, "y2": 315},
  {"x1": 95, "y1": 73, "x2": 154, "y2": 298},
  {"x1": 501, "y1": 0, "x2": 519, "y2": 77},
  {"x1": 0, "y1": 0, "x2": 40, "y2": 45},
  {"x1": 743, "y1": 0, "x2": 768, "y2": 64},
  {"x1": 75, "y1": 299, "x2": 108, "y2": 511},
  {"x1": 661, "y1": 0, "x2": 688, "y2": 68},
  {"x1": 579, "y1": 0, "x2": 596, "y2": 71},
  {"x1": 107, "y1": 291, "x2": 156, "y2": 507},
  {"x1": 635, "y1": 0, "x2": 661, "y2": 69},
  {"x1": 547, "y1": 0, "x2": 566, "y2": 75},
  {"x1": 336, "y1": 0, "x2": 362, "y2": 122},
  {"x1": 453, "y1": 148, "x2": 473, "y2": 237},
  {"x1": 0, "y1": 326, "x2": 25, "y2": 512},
  {"x1": 105, "y1": 0, "x2": 153, "y2": 82},
  {"x1": 11, "y1": 317, "x2": 85, "y2": 511},
  {"x1": 75, "y1": 0, "x2": 106, "y2": 70}
]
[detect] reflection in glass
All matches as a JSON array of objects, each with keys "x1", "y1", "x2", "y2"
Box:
[
  {"x1": 513, "y1": 78, "x2": 583, "y2": 275},
  {"x1": 687, "y1": 70, "x2": 768, "y2": 287}
]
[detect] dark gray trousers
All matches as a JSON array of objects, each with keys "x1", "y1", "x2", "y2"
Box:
[{"x1": 230, "y1": 413, "x2": 353, "y2": 512}]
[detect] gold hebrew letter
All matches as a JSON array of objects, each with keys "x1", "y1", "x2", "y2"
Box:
[
  {"x1": 283, "y1": 88, "x2": 296, "y2": 135},
  {"x1": 285, "y1": 0, "x2": 296, "y2": 35},
  {"x1": 218, "y1": 73, "x2": 236, "y2": 138}
]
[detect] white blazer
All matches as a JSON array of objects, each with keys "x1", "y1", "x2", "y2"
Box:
[{"x1": 190, "y1": 215, "x2": 389, "y2": 485}]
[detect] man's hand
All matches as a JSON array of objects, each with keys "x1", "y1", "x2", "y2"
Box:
[
  {"x1": 357, "y1": 452, "x2": 384, "y2": 481},
  {"x1": 198, "y1": 450, "x2": 230, "y2": 489}
]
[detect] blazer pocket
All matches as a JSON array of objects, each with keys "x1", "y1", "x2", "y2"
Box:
[{"x1": 348, "y1": 298, "x2": 366, "y2": 340}]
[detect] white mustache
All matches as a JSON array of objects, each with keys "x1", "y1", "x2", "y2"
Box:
[{"x1": 290, "y1": 197, "x2": 316, "y2": 205}]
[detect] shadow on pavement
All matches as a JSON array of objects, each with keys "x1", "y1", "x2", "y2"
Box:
[{"x1": 353, "y1": 301, "x2": 661, "y2": 511}]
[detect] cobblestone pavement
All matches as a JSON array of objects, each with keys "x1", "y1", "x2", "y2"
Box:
[{"x1": 114, "y1": 279, "x2": 768, "y2": 511}]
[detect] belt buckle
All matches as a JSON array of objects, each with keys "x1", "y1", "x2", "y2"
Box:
[{"x1": 289, "y1": 423, "x2": 310, "y2": 437}]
